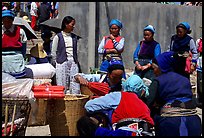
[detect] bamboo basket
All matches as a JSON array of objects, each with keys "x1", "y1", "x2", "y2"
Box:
[
  {"x1": 47, "y1": 94, "x2": 89, "y2": 136},
  {"x1": 2, "y1": 97, "x2": 31, "y2": 136},
  {"x1": 80, "y1": 85, "x2": 93, "y2": 96},
  {"x1": 27, "y1": 99, "x2": 48, "y2": 126}
]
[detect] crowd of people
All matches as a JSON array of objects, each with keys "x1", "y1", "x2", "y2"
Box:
[{"x1": 2, "y1": 2, "x2": 202, "y2": 136}]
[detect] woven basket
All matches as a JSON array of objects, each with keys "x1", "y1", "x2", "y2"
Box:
[
  {"x1": 80, "y1": 85, "x2": 93, "y2": 96},
  {"x1": 27, "y1": 99, "x2": 48, "y2": 126},
  {"x1": 47, "y1": 94, "x2": 89, "y2": 136},
  {"x1": 2, "y1": 97, "x2": 31, "y2": 136}
]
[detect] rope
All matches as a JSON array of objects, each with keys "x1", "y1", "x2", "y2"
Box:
[{"x1": 161, "y1": 108, "x2": 198, "y2": 117}]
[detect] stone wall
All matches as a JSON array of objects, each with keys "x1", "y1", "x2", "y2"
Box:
[{"x1": 59, "y1": 2, "x2": 202, "y2": 73}]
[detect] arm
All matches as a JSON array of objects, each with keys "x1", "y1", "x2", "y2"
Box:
[
  {"x1": 189, "y1": 39, "x2": 198, "y2": 62},
  {"x1": 146, "y1": 80, "x2": 159, "y2": 107},
  {"x1": 133, "y1": 43, "x2": 141, "y2": 64},
  {"x1": 112, "y1": 37, "x2": 124, "y2": 53},
  {"x1": 51, "y1": 34, "x2": 59, "y2": 65},
  {"x1": 85, "y1": 92, "x2": 121, "y2": 113},
  {"x1": 74, "y1": 73, "x2": 101, "y2": 82},
  {"x1": 98, "y1": 37, "x2": 106, "y2": 54}
]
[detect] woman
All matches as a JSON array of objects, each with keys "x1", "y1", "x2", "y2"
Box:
[
  {"x1": 98, "y1": 19, "x2": 125, "y2": 78},
  {"x1": 77, "y1": 74, "x2": 154, "y2": 136},
  {"x1": 146, "y1": 51, "x2": 202, "y2": 136},
  {"x1": 168, "y1": 22, "x2": 198, "y2": 79},
  {"x1": 51, "y1": 16, "x2": 81, "y2": 94},
  {"x1": 133, "y1": 25, "x2": 161, "y2": 81}
]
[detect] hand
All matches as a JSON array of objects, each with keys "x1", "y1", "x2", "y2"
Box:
[
  {"x1": 141, "y1": 65, "x2": 149, "y2": 71},
  {"x1": 136, "y1": 64, "x2": 142, "y2": 70},
  {"x1": 190, "y1": 64, "x2": 196, "y2": 73},
  {"x1": 76, "y1": 75, "x2": 89, "y2": 86},
  {"x1": 109, "y1": 34, "x2": 115, "y2": 40}
]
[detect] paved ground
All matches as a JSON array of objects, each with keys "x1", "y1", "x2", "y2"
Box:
[{"x1": 25, "y1": 107, "x2": 202, "y2": 136}]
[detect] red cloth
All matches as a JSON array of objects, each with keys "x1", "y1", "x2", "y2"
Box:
[
  {"x1": 185, "y1": 52, "x2": 192, "y2": 73},
  {"x1": 198, "y1": 38, "x2": 202, "y2": 53},
  {"x1": 112, "y1": 92, "x2": 154, "y2": 126},
  {"x1": 2, "y1": 26, "x2": 22, "y2": 48},
  {"x1": 88, "y1": 82, "x2": 110, "y2": 96},
  {"x1": 32, "y1": 84, "x2": 65, "y2": 98},
  {"x1": 2, "y1": 124, "x2": 17, "y2": 136},
  {"x1": 34, "y1": 92, "x2": 65, "y2": 98},
  {"x1": 104, "y1": 36, "x2": 122, "y2": 49},
  {"x1": 31, "y1": 15, "x2": 38, "y2": 31}
]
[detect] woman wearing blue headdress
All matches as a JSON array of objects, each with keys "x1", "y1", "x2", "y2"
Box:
[
  {"x1": 133, "y1": 25, "x2": 161, "y2": 81},
  {"x1": 168, "y1": 22, "x2": 198, "y2": 79},
  {"x1": 146, "y1": 51, "x2": 201, "y2": 136},
  {"x1": 98, "y1": 19, "x2": 125, "y2": 78}
]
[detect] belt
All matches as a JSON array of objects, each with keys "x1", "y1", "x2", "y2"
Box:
[{"x1": 114, "y1": 118, "x2": 153, "y2": 133}]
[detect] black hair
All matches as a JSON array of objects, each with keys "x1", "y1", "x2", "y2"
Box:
[
  {"x1": 176, "y1": 24, "x2": 192, "y2": 34},
  {"x1": 2, "y1": 16, "x2": 14, "y2": 21},
  {"x1": 41, "y1": 30, "x2": 52, "y2": 40},
  {"x1": 107, "y1": 64, "x2": 124, "y2": 74},
  {"x1": 77, "y1": 116, "x2": 98, "y2": 136},
  {"x1": 61, "y1": 16, "x2": 75, "y2": 30}
]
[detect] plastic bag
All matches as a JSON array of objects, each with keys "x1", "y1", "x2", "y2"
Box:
[
  {"x1": 2, "y1": 72, "x2": 16, "y2": 83},
  {"x1": 2, "y1": 78, "x2": 35, "y2": 99}
]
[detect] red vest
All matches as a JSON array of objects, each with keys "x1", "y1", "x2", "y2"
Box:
[
  {"x1": 104, "y1": 36, "x2": 122, "y2": 49},
  {"x1": 112, "y1": 92, "x2": 154, "y2": 126},
  {"x1": 2, "y1": 26, "x2": 22, "y2": 48}
]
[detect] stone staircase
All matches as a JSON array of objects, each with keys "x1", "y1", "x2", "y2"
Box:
[{"x1": 26, "y1": 31, "x2": 43, "y2": 54}]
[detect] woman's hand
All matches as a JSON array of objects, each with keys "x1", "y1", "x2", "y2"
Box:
[
  {"x1": 75, "y1": 75, "x2": 89, "y2": 86},
  {"x1": 109, "y1": 34, "x2": 115, "y2": 40}
]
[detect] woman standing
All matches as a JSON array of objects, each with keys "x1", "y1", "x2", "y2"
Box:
[
  {"x1": 133, "y1": 25, "x2": 161, "y2": 81},
  {"x1": 168, "y1": 22, "x2": 198, "y2": 79},
  {"x1": 98, "y1": 19, "x2": 125, "y2": 78},
  {"x1": 51, "y1": 16, "x2": 81, "y2": 94}
]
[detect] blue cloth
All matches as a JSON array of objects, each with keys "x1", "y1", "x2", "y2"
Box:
[
  {"x1": 95, "y1": 127, "x2": 133, "y2": 136},
  {"x1": 85, "y1": 92, "x2": 121, "y2": 113},
  {"x1": 122, "y1": 74, "x2": 149, "y2": 98},
  {"x1": 178, "y1": 22, "x2": 190, "y2": 31},
  {"x1": 154, "y1": 115, "x2": 201, "y2": 136},
  {"x1": 109, "y1": 19, "x2": 123, "y2": 29},
  {"x1": 155, "y1": 51, "x2": 176, "y2": 73},
  {"x1": 155, "y1": 71, "x2": 192, "y2": 103},
  {"x1": 171, "y1": 34, "x2": 192, "y2": 52},
  {"x1": 133, "y1": 41, "x2": 161, "y2": 63},
  {"x1": 144, "y1": 25, "x2": 155, "y2": 33},
  {"x1": 2, "y1": 10, "x2": 15, "y2": 18}
]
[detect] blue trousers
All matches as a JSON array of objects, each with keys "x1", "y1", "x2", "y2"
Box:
[{"x1": 154, "y1": 115, "x2": 202, "y2": 136}]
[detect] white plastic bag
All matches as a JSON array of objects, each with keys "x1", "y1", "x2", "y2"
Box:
[
  {"x1": 2, "y1": 72, "x2": 16, "y2": 83},
  {"x1": 2, "y1": 78, "x2": 35, "y2": 99},
  {"x1": 25, "y1": 63, "x2": 56, "y2": 79}
]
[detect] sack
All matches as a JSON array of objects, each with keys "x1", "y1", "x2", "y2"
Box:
[
  {"x1": 2, "y1": 51, "x2": 25, "y2": 74},
  {"x1": 25, "y1": 63, "x2": 56, "y2": 79}
]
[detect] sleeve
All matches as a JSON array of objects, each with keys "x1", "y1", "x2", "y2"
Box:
[
  {"x1": 146, "y1": 80, "x2": 159, "y2": 107},
  {"x1": 154, "y1": 43, "x2": 161, "y2": 57},
  {"x1": 85, "y1": 92, "x2": 121, "y2": 113},
  {"x1": 73, "y1": 73, "x2": 101, "y2": 82},
  {"x1": 98, "y1": 37, "x2": 106, "y2": 54},
  {"x1": 51, "y1": 34, "x2": 59, "y2": 62},
  {"x1": 189, "y1": 39, "x2": 198, "y2": 63},
  {"x1": 113, "y1": 37, "x2": 125, "y2": 51},
  {"x1": 20, "y1": 28, "x2": 27, "y2": 43},
  {"x1": 133, "y1": 42, "x2": 141, "y2": 63}
]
